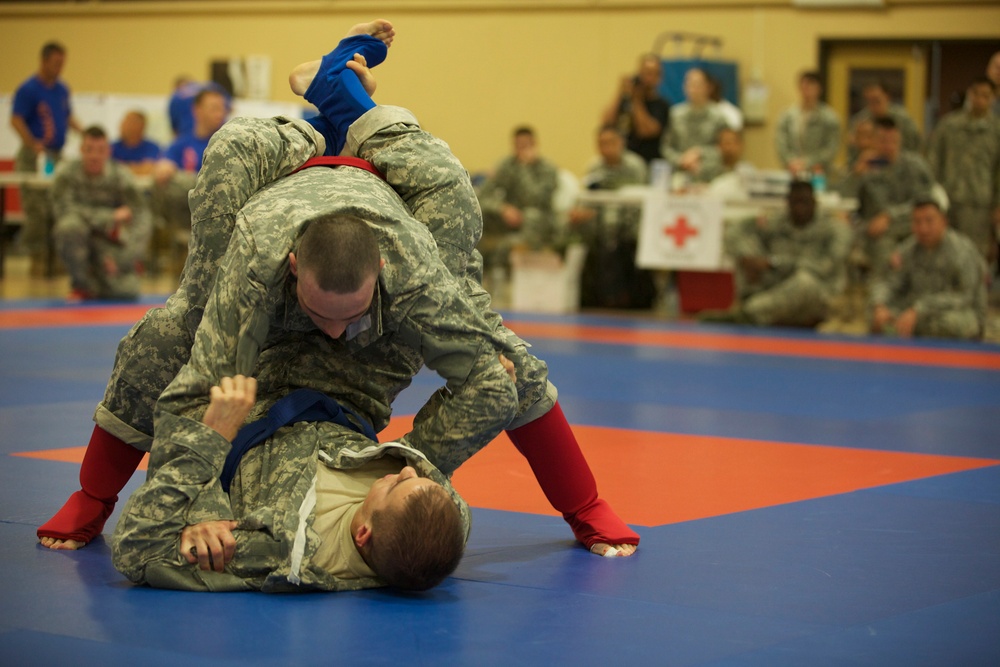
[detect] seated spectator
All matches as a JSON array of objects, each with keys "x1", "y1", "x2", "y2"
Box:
[
  {"x1": 152, "y1": 88, "x2": 228, "y2": 272},
  {"x1": 848, "y1": 81, "x2": 922, "y2": 162},
  {"x1": 477, "y1": 125, "x2": 560, "y2": 273},
  {"x1": 707, "y1": 180, "x2": 851, "y2": 327},
  {"x1": 836, "y1": 117, "x2": 877, "y2": 200},
  {"x1": 775, "y1": 71, "x2": 841, "y2": 178},
  {"x1": 601, "y1": 54, "x2": 671, "y2": 164},
  {"x1": 870, "y1": 200, "x2": 986, "y2": 340},
  {"x1": 701, "y1": 127, "x2": 755, "y2": 195},
  {"x1": 927, "y1": 76, "x2": 1000, "y2": 261},
  {"x1": 111, "y1": 110, "x2": 161, "y2": 176},
  {"x1": 855, "y1": 116, "x2": 936, "y2": 279},
  {"x1": 168, "y1": 77, "x2": 231, "y2": 137},
  {"x1": 51, "y1": 125, "x2": 152, "y2": 302},
  {"x1": 570, "y1": 126, "x2": 654, "y2": 309},
  {"x1": 660, "y1": 68, "x2": 728, "y2": 181}
]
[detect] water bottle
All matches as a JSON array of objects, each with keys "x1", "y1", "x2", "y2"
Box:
[
  {"x1": 811, "y1": 167, "x2": 826, "y2": 194},
  {"x1": 650, "y1": 159, "x2": 671, "y2": 192}
]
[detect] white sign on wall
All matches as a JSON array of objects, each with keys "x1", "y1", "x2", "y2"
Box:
[{"x1": 636, "y1": 193, "x2": 725, "y2": 270}]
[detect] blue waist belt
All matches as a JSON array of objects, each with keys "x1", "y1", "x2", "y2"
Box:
[{"x1": 220, "y1": 388, "x2": 378, "y2": 492}]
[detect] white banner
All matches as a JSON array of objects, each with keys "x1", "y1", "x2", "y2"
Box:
[{"x1": 636, "y1": 193, "x2": 725, "y2": 270}]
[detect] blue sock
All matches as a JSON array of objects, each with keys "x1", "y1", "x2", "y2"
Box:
[
  {"x1": 305, "y1": 69, "x2": 375, "y2": 155},
  {"x1": 304, "y1": 115, "x2": 338, "y2": 156},
  {"x1": 317, "y1": 34, "x2": 387, "y2": 78}
]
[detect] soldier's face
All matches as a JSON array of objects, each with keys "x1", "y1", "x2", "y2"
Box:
[
  {"x1": 361, "y1": 466, "x2": 438, "y2": 517},
  {"x1": 875, "y1": 128, "x2": 900, "y2": 160},
  {"x1": 911, "y1": 205, "x2": 947, "y2": 248},
  {"x1": 81, "y1": 136, "x2": 110, "y2": 176},
  {"x1": 863, "y1": 86, "x2": 889, "y2": 115},
  {"x1": 787, "y1": 190, "x2": 816, "y2": 226},
  {"x1": 597, "y1": 130, "x2": 623, "y2": 163},
  {"x1": 293, "y1": 264, "x2": 378, "y2": 339},
  {"x1": 967, "y1": 83, "x2": 994, "y2": 116}
]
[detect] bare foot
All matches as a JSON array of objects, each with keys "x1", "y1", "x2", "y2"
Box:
[
  {"x1": 289, "y1": 19, "x2": 394, "y2": 96},
  {"x1": 590, "y1": 542, "x2": 637, "y2": 558},
  {"x1": 39, "y1": 536, "x2": 86, "y2": 550},
  {"x1": 346, "y1": 55, "x2": 377, "y2": 97},
  {"x1": 346, "y1": 18, "x2": 395, "y2": 46}
]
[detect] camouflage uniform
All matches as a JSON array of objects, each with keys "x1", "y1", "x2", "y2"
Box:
[
  {"x1": 855, "y1": 151, "x2": 936, "y2": 277},
  {"x1": 113, "y1": 416, "x2": 470, "y2": 592},
  {"x1": 50, "y1": 158, "x2": 151, "y2": 299},
  {"x1": 101, "y1": 106, "x2": 557, "y2": 457},
  {"x1": 927, "y1": 109, "x2": 1000, "y2": 259},
  {"x1": 869, "y1": 229, "x2": 986, "y2": 339},
  {"x1": 774, "y1": 103, "x2": 842, "y2": 175},
  {"x1": 110, "y1": 106, "x2": 570, "y2": 590},
  {"x1": 476, "y1": 154, "x2": 559, "y2": 266},
  {"x1": 849, "y1": 104, "x2": 923, "y2": 161},
  {"x1": 725, "y1": 210, "x2": 852, "y2": 326},
  {"x1": 14, "y1": 144, "x2": 60, "y2": 256},
  {"x1": 659, "y1": 103, "x2": 727, "y2": 176}
]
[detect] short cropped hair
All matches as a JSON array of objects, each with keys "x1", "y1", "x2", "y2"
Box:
[
  {"x1": 193, "y1": 88, "x2": 224, "y2": 107},
  {"x1": 368, "y1": 485, "x2": 466, "y2": 592},
  {"x1": 41, "y1": 42, "x2": 65, "y2": 60},
  {"x1": 513, "y1": 125, "x2": 535, "y2": 140},
  {"x1": 296, "y1": 215, "x2": 381, "y2": 293},
  {"x1": 969, "y1": 75, "x2": 996, "y2": 94},
  {"x1": 912, "y1": 197, "x2": 943, "y2": 213},
  {"x1": 800, "y1": 71, "x2": 822, "y2": 86},
  {"x1": 873, "y1": 116, "x2": 898, "y2": 132},
  {"x1": 788, "y1": 179, "x2": 815, "y2": 197},
  {"x1": 82, "y1": 125, "x2": 107, "y2": 141}
]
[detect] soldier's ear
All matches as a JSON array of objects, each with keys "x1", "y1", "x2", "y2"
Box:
[
  {"x1": 289, "y1": 252, "x2": 298, "y2": 277},
  {"x1": 353, "y1": 522, "x2": 373, "y2": 550},
  {"x1": 378, "y1": 257, "x2": 386, "y2": 273}
]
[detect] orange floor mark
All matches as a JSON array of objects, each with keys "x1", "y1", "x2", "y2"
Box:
[
  {"x1": 506, "y1": 321, "x2": 1000, "y2": 371},
  {"x1": 0, "y1": 304, "x2": 160, "y2": 329},
  {"x1": 13, "y1": 446, "x2": 150, "y2": 470},
  {"x1": 378, "y1": 416, "x2": 1000, "y2": 526},
  {"x1": 16, "y1": 419, "x2": 996, "y2": 527}
]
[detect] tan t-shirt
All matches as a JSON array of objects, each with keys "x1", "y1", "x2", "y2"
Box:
[{"x1": 310, "y1": 456, "x2": 405, "y2": 579}]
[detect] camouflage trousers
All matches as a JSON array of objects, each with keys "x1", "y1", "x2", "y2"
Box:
[
  {"x1": 871, "y1": 305, "x2": 982, "y2": 340},
  {"x1": 14, "y1": 144, "x2": 59, "y2": 254},
  {"x1": 949, "y1": 203, "x2": 995, "y2": 261},
  {"x1": 742, "y1": 268, "x2": 832, "y2": 327},
  {"x1": 53, "y1": 210, "x2": 147, "y2": 299},
  {"x1": 97, "y1": 109, "x2": 553, "y2": 451}
]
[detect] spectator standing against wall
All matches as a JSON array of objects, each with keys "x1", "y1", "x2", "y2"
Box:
[
  {"x1": 10, "y1": 41, "x2": 83, "y2": 276},
  {"x1": 601, "y1": 54, "x2": 671, "y2": 165},
  {"x1": 775, "y1": 71, "x2": 842, "y2": 178},
  {"x1": 927, "y1": 77, "x2": 1000, "y2": 263}
]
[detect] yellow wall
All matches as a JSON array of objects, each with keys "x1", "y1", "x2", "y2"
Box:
[{"x1": 2, "y1": 1, "x2": 999, "y2": 174}]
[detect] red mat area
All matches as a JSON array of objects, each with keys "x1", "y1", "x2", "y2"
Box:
[{"x1": 17, "y1": 417, "x2": 995, "y2": 527}]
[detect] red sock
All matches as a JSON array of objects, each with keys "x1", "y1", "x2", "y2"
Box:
[
  {"x1": 506, "y1": 403, "x2": 639, "y2": 549},
  {"x1": 37, "y1": 426, "x2": 146, "y2": 544}
]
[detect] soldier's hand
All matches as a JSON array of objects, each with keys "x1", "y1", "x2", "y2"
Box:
[
  {"x1": 203, "y1": 375, "x2": 257, "y2": 442},
  {"x1": 740, "y1": 256, "x2": 769, "y2": 283},
  {"x1": 181, "y1": 521, "x2": 239, "y2": 572},
  {"x1": 498, "y1": 354, "x2": 517, "y2": 383},
  {"x1": 895, "y1": 308, "x2": 918, "y2": 338},
  {"x1": 866, "y1": 214, "x2": 890, "y2": 238},
  {"x1": 871, "y1": 305, "x2": 893, "y2": 333}
]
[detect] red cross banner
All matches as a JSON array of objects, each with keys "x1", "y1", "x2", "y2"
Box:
[{"x1": 636, "y1": 193, "x2": 725, "y2": 270}]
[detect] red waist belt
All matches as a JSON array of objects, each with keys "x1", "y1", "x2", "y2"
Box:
[{"x1": 292, "y1": 156, "x2": 385, "y2": 181}]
